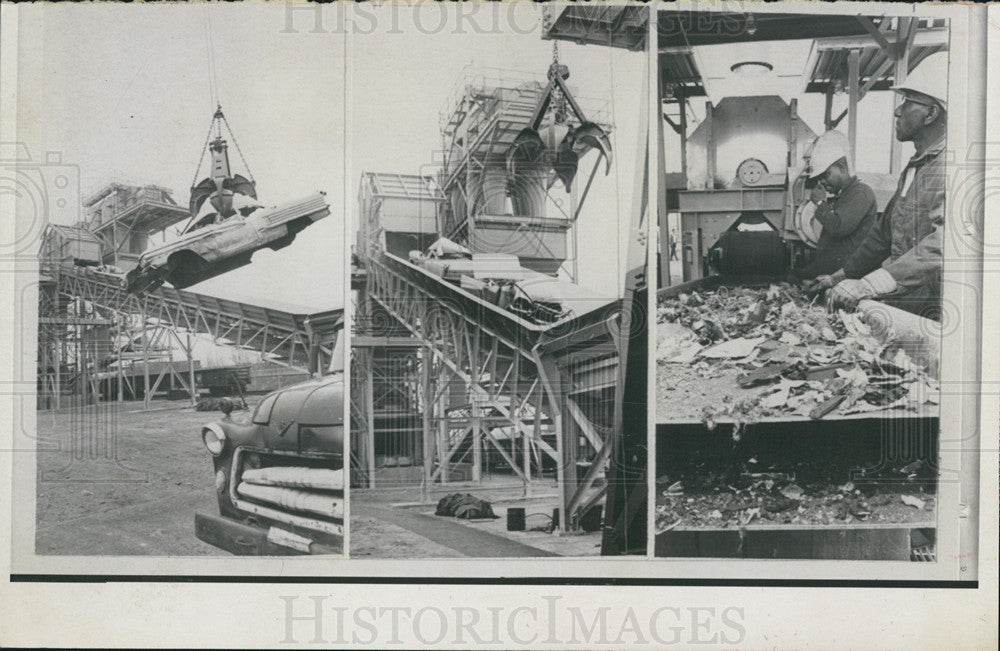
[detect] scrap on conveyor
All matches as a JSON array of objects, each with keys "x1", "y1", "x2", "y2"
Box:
[
  {"x1": 409, "y1": 237, "x2": 610, "y2": 327},
  {"x1": 656, "y1": 282, "x2": 940, "y2": 424}
]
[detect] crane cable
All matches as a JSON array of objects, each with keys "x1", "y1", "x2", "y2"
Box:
[
  {"x1": 203, "y1": 6, "x2": 219, "y2": 115},
  {"x1": 542, "y1": 6, "x2": 566, "y2": 123},
  {"x1": 189, "y1": 117, "x2": 215, "y2": 190},
  {"x1": 190, "y1": 7, "x2": 255, "y2": 187}
]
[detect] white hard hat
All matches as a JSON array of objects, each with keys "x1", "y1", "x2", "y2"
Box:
[
  {"x1": 807, "y1": 131, "x2": 851, "y2": 179},
  {"x1": 891, "y1": 51, "x2": 948, "y2": 109}
]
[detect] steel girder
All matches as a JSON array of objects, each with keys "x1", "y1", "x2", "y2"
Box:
[
  {"x1": 50, "y1": 264, "x2": 324, "y2": 372},
  {"x1": 362, "y1": 252, "x2": 620, "y2": 532}
]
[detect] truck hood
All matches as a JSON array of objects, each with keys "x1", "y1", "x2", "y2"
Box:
[{"x1": 263, "y1": 373, "x2": 344, "y2": 454}]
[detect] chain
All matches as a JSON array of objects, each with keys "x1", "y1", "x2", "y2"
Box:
[
  {"x1": 189, "y1": 117, "x2": 216, "y2": 189},
  {"x1": 542, "y1": 6, "x2": 558, "y2": 66},
  {"x1": 542, "y1": 6, "x2": 567, "y2": 123},
  {"x1": 221, "y1": 110, "x2": 255, "y2": 183}
]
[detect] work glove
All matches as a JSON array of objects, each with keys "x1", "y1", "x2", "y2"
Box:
[
  {"x1": 826, "y1": 268, "x2": 897, "y2": 312},
  {"x1": 809, "y1": 185, "x2": 828, "y2": 204},
  {"x1": 803, "y1": 269, "x2": 845, "y2": 296}
]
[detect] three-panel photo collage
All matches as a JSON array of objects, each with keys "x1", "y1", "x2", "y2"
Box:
[{"x1": 14, "y1": 2, "x2": 984, "y2": 581}]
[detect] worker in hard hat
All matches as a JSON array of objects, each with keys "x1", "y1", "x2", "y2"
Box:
[
  {"x1": 796, "y1": 131, "x2": 878, "y2": 280},
  {"x1": 810, "y1": 51, "x2": 948, "y2": 320}
]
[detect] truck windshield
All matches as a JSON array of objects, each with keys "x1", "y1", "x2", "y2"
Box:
[{"x1": 252, "y1": 392, "x2": 278, "y2": 425}]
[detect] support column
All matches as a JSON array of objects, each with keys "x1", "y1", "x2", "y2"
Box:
[
  {"x1": 187, "y1": 332, "x2": 197, "y2": 406},
  {"x1": 436, "y1": 358, "x2": 451, "y2": 484},
  {"x1": 847, "y1": 49, "x2": 860, "y2": 169},
  {"x1": 470, "y1": 328, "x2": 482, "y2": 484},
  {"x1": 704, "y1": 101, "x2": 715, "y2": 187},
  {"x1": 116, "y1": 319, "x2": 124, "y2": 403},
  {"x1": 824, "y1": 86, "x2": 834, "y2": 131},
  {"x1": 537, "y1": 354, "x2": 575, "y2": 532},
  {"x1": 54, "y1": 340, "x2": 62, "y2": 410},
  {"x1": 364, "y1": 350, "x2": 376, "y2": 487},
  {"x1": 142, "y1": 308, "x2": 150, "y2": 410},
  {"x1": 531, "y1": 384, "x2": 542, "y2": 501},
  {"x1": 421, "y1": 348, "x2": 433, "y2": 502}
]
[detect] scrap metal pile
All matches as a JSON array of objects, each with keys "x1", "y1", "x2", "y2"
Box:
[
  {"x1": 655, "y1": 457, "x2": 936, "y2": 531},
  {"x1": 656, "y1": 283, "x2": 939, "y2": 425}
]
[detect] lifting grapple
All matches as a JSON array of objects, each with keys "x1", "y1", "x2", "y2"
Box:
[{"x1": 505, "y1": 62, "x2": 613, "y2": 191}]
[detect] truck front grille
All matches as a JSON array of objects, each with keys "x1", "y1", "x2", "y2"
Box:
[{"x1": 230, "y1": 448, "x2": 344, "y2": 539}]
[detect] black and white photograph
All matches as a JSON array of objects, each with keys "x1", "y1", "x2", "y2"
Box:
[
  {"x1": 348, "y1": 4, "x2": 650, "y2": 558},
  {"x1": 0, "y1": 1, "x2": 995, "y2": 649},
  {"x1": 652, "y1": 8, "x2": 961, "y2": 561},
  {"x1": 12, "y1": 5, "x2": 347, "y2": 558}
]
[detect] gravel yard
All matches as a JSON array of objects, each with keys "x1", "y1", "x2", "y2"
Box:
[{"x1": 35, "y1": 400, "x2": 241, "y2": 556}]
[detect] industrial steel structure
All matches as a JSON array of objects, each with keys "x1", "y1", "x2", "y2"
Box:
[
  {"x1": 351, "y1": 14, "x2": 648, "y2": 550},
  {"x1": 654, "y1": 12, "x2": 948, "y2": 288},
  {"x1": 36, "y1": 179, "x2": 340, "y2": 412}
]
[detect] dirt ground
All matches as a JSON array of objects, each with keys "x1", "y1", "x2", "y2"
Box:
[
  {"x1": 350, "y1": 479, "x2": 603, "y2": 558},
  {"x1": 35, "y1": 400, "x2": 238, "y2": 556}
]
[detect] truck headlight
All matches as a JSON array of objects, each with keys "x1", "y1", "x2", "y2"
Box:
[{"x1": 202, "y1": 425, "x2": 227, "y2": 456}]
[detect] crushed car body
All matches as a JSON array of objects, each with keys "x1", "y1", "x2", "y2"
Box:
[
  {"x1": 125, "y1": 190, "x2": 330, "y2": 294},
  {"x1": 125, "y1": 106, "x2": 330, "y2": 294}
]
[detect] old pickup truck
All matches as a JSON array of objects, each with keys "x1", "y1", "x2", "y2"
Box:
[{"x1": 195, "y1": 317, "x2": 345, "y2": 555}]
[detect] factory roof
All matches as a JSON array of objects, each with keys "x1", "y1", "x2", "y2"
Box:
[
  {"x1": 364, "y1": 172, "x2": 445, "y2": 202},
  {"x1": 45, "y1": 224, "x2": 101, "y2": 243},
  {"x1": 802, "y1": 20, "x2": 949, "y2": 94},
  {"x1": 543, "y1": 5, "x2": 647, "y2": 51}
]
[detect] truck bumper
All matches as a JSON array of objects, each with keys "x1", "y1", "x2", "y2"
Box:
[{"x1": 195, "y1": 512, "x2": 342, "y2": 556}]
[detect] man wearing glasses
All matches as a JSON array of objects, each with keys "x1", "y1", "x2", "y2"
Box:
[{"x1": 807, "y1": 51, "x2": 948, "y2": 320}]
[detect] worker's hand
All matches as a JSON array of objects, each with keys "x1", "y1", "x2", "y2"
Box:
[
  {"x1": 809, "y1": 185, "x2": 828, "y2": 204},
  {"x1": 804, "y1": 274, "x2": 836, "y2": 296},
  {"x1": 826, "y1": 279, "x2": 874, "y2": 312}
]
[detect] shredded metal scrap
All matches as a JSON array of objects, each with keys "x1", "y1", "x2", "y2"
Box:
[{"x1": 657, "y1": 284, "x2": 939, "y2": 424}]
